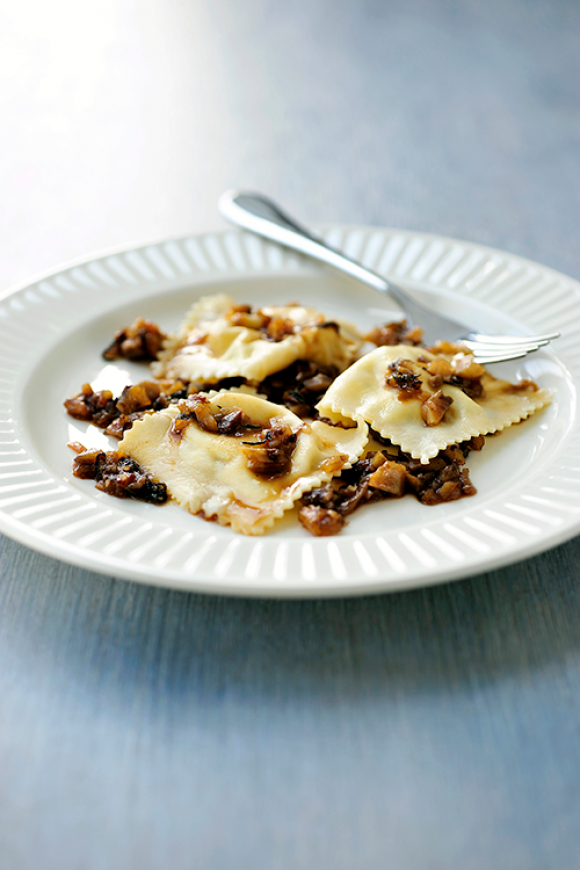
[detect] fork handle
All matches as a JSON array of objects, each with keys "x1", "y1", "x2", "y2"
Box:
[{"x1": 218, "y1": 190, "x2": 409, "y2": 313}]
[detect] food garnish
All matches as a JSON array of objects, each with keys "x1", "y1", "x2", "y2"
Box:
[{"x1": 65, "y1": 298, "x2": 552, "y2": 536}]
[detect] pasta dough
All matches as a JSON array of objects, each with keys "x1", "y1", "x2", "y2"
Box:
[
  {"x1": 153, "y1": 294, "x2": 361, "y2": 384},
  {"x1": 120, "y1": 390, "x2": 368, "y2": 535},
  {"x1": 317, "y1": 345, "x2": 552, "y2": 463}
]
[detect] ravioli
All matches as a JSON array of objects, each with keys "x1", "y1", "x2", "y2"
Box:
[
  {"x1": 317, "y1": 345, "x2": 552, "y2": 463},
  {"x1": 119, "y1": 391, "x2": 368, "y2": 535},
  {"x1": 153, "y1": 294, "x2": 361, "y2": 384}
]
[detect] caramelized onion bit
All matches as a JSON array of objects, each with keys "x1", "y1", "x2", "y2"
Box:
[
  {"x1": 168, "y1": 395, "x2": 260, "y2": 440},
  {"x1": 390, "y1": 350, "x2": 487, "y2": 401},
  {"x1": 116, "y1": 381, "x2": 164, "y2": 415},
  {"x1": 299, "y1": 436, "x2": 483, "y2": 535},
  {"x1": 385, "y1": 358, "x2": 425, "y2": 399},
  {"x1": 229, "y1": 307, "x2": 270, "y2": 330},
  {"x1": 65, "y1": 379, "x2": 188, "y2": 437},
  {"x1": 258, "y1": 359, "x2": 340, "y2": 418},
  {"x1": 187, "y1": 395, "x2": 220, "y2": 433},
  {"x1": 469, "y1": 434, "x2": 486, "y2": 451},
  {"x1": 241, "y1": 426, "x2": 297, "y2": 477},
  {"x1": 365, "y1": 320, "x2": 424, "y2": 347},
  {"x1": 501, "y1": 379, "x2": 539, "y2": 394},
  {"x1": 403, "y1": 441, "x2": 479, "y2": 505},
  {"x1": 64, "y1": 384, "x2": 118, "y2": 428},
  {"x1": 226, "y1": 303, "x2": 344, "y2": 344},
  {"x1": 264, "y1": 316, "x2": 296, "y2": 342},
  {"x1": 216, "y1": 409, "x2": 245, "y2": 435},
  {"x1": 427, "y1": 340, "x2": 466, "y2": 355},
  {"x1": 69, "y1": 444, "x2": 168, "y2": 504},
  {"x1": 448, "y1": 374, "x2": 485, "y2": 400},
  {"x1": 102, "y1": 317, "x2": 166, "y2": 361}
]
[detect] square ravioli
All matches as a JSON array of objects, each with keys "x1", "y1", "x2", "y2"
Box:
[
  {"x1": 153, "y1": 294, "x2": 361, "y2": 384},
  {"x1": 317, "y1": 345, "x2": 552, "y2": 463},
  {"x1": 119, "y1": 390, "x2": 368, "y2": 535}
]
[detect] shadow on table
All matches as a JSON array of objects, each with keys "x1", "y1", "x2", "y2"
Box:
[
  {"x1": 4, "y1": 531, "x2": 580, "y2": 711},
  {"x1": 2, "y1": 535, "x2": 580, "y2": 707}
]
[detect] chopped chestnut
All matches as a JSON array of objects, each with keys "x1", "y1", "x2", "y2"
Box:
[
  {"x1": 368, "y1": 460, "x2": 407, "y2": 496},
  {"x1": 298, "y1": 505, "x2": 345, "y2": 536},
  {"x1": 451, "y1": 354, "x2": 485, "y2": 379},
  {"x1": 426, "y1": 358, "x2": 453, "y2": 378},
  {"x1": 421, "y1": 390, "x2": 454, "y2": 426}
]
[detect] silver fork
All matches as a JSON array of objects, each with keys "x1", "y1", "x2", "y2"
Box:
[{"x1": 218, "y1": 190, "x2": 559, "y2": 364}]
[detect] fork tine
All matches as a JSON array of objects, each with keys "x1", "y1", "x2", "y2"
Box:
[
  {"x1": 463, "y1": 340, "x2": 550, "y2": 350},
  {"x1": 463, "y1": 340, "x2": 549, "y2": 354},
  {"x1": 465, "y1": 332, "x2": 560, "y2": 344},
  {"x1": 472, "y1": 347, "x2": 533, "y2": 360},
  {"x1": 472, "y1": 349, "x2": 530, "y2": 364}
]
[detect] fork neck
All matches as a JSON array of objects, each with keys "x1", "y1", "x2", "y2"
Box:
[{"x1": 218, "y1": 190, "x2": 408, "y2": 309}]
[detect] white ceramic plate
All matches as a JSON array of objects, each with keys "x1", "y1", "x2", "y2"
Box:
[{"x1": 0, "y1": 227, "x2": 578, "y2": 597}]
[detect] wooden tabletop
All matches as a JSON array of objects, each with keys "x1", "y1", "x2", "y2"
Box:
[{"x1": 1, "y1": 1, "x2": 580, "y2": 867}]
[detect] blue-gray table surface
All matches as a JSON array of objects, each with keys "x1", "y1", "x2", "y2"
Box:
[{"x1": 1, "y1": 1, "x2": 579, "y2": 868}]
